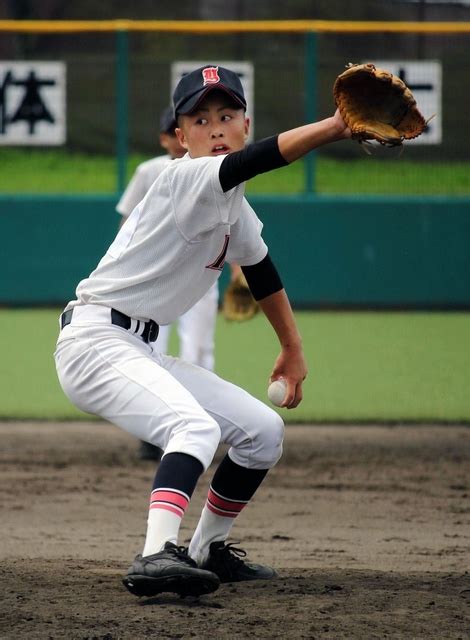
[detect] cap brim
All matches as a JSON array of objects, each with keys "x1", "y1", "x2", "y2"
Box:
[{"x1": 176, "y1": 85, "x2": 246, "y2": 116}]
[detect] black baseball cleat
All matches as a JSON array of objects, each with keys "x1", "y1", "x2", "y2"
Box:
[
  {"x1": 201, "y1": 541, "x2": 278, "y2": 583},
  {"x1": 122, "y1": 542, "x2": 220, "y2": 597}
]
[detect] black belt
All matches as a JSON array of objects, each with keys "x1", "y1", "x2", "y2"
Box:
[{"x1": 60, "y1": 308, "x2": 159, "y2": 343}]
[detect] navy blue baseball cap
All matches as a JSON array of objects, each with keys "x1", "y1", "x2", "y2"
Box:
[
  {"x1": 159, "y1": 106, "x2": 177, "y2": 134},
  {"x1": 173, "y1": 65, "x2": 246, "y2": 116}
]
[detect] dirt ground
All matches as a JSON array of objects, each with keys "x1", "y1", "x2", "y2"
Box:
[{"x1": 0, "y1": 421, "x2": 469, "y2": 640}]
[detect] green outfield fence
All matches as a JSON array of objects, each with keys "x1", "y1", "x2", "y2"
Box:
[
  {"x1": 0, "y1": 20, "x2": 469, "y2": 306},
  {"x1": 2, "y1": 194, "x2": 469, "y2": 308}
]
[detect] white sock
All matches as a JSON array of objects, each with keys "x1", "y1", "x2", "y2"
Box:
[
  {"x1": 142, "y1": 488, "x2": 189, "y2": 557},
  {"x1": 188, "y1": 505, "x2": 236, "y2": 565},
  {"x1": 189, "y1": 470, "x2": 255, "y2": 565}
]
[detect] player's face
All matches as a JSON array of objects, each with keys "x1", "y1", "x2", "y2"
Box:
[{"x1": 175, "y1": 93, "x2": 250, "y2": 159}]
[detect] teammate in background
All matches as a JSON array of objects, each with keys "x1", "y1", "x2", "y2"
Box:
[
  {"x1": 116, "y1": 106, "x2": 241, "y2": 461},
  {"x1": 55, "y1": 65, "x2": 350, "y2": 599},
  {"x1": 116, "y1": 106, "x2": 186, "y2": 226}
]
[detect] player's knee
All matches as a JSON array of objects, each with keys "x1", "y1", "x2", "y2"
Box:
[
  {"x1": 164, "y1": 416, "x2": 221, "y2": 471},
  {"x1": 251, "y1": 410, "x2": 285, "y2": 468},
  {"x1": 203, "y1": 419, "x2": 222, "y2": 457},
  {"x1": 189, "y1": 418, "x2": 221, "y2": 468}
]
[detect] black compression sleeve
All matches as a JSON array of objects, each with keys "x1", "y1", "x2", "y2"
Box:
[
  {"x1": 219, "y1": 135, "x2": 288, "y2": 192},
  {"x1": 241, "y1": 253, "x2": 283, "y2": 301}
]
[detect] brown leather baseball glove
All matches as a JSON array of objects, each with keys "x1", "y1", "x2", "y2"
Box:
[
  {"x1": 334, "y1": 62, "x2": 428, "y2": 149},
  {"x1": 222, "y1": 272, "x2": 259, "y2": 322}
]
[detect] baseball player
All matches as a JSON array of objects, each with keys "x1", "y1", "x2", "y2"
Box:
[{"x1": 54, "y1": 65, "x2": 350, "y2": 599}]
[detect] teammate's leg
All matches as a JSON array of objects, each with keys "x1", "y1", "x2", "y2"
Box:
[{"x1": 178, "y1": 283, "x2": 219, "y2": 370}]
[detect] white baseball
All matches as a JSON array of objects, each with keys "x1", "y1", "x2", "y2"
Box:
[{"x1": 267, "y1": 378, "x2": 287, "y2": 407}]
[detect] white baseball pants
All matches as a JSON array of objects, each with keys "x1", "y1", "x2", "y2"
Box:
[{"x1": 54, "y1": 305, "x2": 284, "y2": 471}]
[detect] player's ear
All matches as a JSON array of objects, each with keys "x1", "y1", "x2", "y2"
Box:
[
  {"x1": 243, "y1": 116, "x2": 250, "y2": 141},
  {"x1": 175, "y1": 127, "x2": 189, "y2": 150}
]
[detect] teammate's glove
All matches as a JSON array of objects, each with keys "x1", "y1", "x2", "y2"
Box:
[
  {"x1": 222, "y1": 272, "x2": 259, "y2": 322},
  {"x1": 333, "y1": 62, "x2": 429, "y2": 149}
]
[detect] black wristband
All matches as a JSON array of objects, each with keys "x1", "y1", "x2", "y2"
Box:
[
  {"x1": 241, "y1": 253, "x2": 283, "y2": 301},
  {"x1": 219, "y1": 135, "x2": 288, "y2": 192}
]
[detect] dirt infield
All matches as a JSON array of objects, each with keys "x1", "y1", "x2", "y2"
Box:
[{"x1": 0, "y1": 422, "x2": 469, "y2": 639}]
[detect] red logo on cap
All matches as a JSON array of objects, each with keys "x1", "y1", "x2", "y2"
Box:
[{"x1": 202, "y1": 66, "x2": 220, "y2": 86}]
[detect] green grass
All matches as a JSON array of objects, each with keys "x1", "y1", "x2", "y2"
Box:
[
  {"x1": 248, "y1": 158, "x2": 470, "y2": 196},
  {"x1": 1, "y1": 149, "x2": 469, "y2": 195},
  {"x1": 1, "y1": 309, "x2": 469, "y2": 422},
  {"x1": 0, "y1": 149, "x2": 119, "y2": 193}
]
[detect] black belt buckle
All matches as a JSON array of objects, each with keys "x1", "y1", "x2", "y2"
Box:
[{"x1": 143, "y1": 320, "x2": 159, "y2": 343}]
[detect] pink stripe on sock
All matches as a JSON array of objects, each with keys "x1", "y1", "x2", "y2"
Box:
[
  {"x1": 150, "y1": 502, "x2": 184, "y2": 518},
  {"x1": 207, "y1": 502, "x2": 239, "y2": 518},
  {"x1": 208, "y1": 488, "x2": 247, "y2": 513},
  {"x1": 150, "y1": 489, "x2": 189, "y2": 510}
]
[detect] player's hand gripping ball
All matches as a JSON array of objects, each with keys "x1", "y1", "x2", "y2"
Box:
[{"x1": 267, "y1": 378, "x2": 287, "y2": 407}]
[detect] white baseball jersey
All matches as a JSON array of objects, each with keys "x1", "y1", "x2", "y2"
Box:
[
  {"x1": 116, "y1": 154, "x2": 172, "y2": 217},
  {"x1": 67, "y1": 154, "x2": 267, "y2": 326}
]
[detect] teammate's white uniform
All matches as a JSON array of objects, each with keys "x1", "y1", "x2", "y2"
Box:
[
  {"x1": 116, "y1": 154, "x2": 219, "y2": 371},
  {"x1": 55, "y1": 153, "x2": 284, "y2": 471},
  {"x1": 116, "y1": 155, "x2": 173, "y2": 213}
]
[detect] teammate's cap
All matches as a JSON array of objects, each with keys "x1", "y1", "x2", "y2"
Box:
[
  {"x1": 159, "y1": 106, "x2": 177, "y2": 134},
  {"x1": 173, "y1": 65, "x2": 246, "y2": 116}
]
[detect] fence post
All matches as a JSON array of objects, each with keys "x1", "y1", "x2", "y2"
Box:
[
  {"x1": 116, "y1": 29, "x2": 129, "y2": 194},
  {"x1": 304, "y1": 31, "x2": 317, "y2": 194}
]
